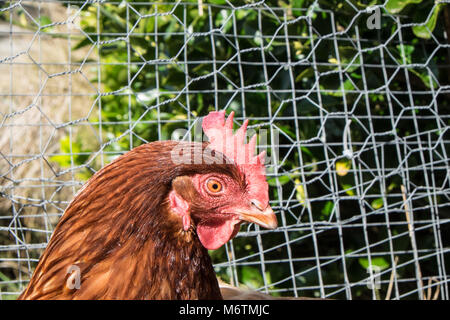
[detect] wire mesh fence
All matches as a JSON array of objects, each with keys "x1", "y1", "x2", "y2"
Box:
[{"x1": 0, "y1": 0, "x2": 449, "y2": 300}]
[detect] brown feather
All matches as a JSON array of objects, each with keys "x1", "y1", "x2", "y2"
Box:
[{"x1": 19, "y1": 141, "x2": 238, "y2": 300}]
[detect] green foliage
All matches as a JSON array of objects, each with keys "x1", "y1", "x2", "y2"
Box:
[
  {"x1": 0, "y1": 271, "x2": 20, "y2": 300},
  {"x1": 358, "y1": 257, "x2": 390, "y2": 270},
  {"x1": 385, "y1": 0, "x2": 443, "y2": 39},
  {"x1": 50, "y1": 136, "x2": 92, "y2": 181},
  {"x1": 412, "y1": 3, "x2": 443, "y2": 39},
  {"x1": 321, "y1": 201, "x2": 334, "y2": 219},
  {"x1": 385, "y1": 0, "x2": 423, "y2": 14},
  {"x1": 371, "y1": 198, "x2": 384, "y2": 210},
  {"x1": 50, "y1": 136, "x2": 89, "y2": 168}
]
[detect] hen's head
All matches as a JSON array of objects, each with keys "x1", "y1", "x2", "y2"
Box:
[{"x1": 169, "y1": 111, "x2": 277, "y2": 250}]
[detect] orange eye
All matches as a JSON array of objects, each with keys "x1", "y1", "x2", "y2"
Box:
[{"x1": 206, "y1": 179, "x2": 222, "y2": 193}]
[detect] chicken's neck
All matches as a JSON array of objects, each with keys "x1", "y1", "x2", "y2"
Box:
[
  {"x1": 124, "y1": 210, "x2": 223, "y2": 300},
  {"x1": 77, "y1": 205, "x2": 223, "y2": 299},
  {"x1": 21, "y1": 191, "x2": 222, "y2": 300}
]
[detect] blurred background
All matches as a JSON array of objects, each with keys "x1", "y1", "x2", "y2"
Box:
[{"x1": 0, "y1": 0, "x2": 449, "y2": 300}]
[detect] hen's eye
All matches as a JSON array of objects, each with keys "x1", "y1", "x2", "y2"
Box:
[{"x1": 206, "y1": 179, "x2": 222, "y2": 193}]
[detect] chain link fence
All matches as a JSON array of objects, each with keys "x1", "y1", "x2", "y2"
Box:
[{"x1": 0, "y1": 0, "x2": 449, "y2": 299}]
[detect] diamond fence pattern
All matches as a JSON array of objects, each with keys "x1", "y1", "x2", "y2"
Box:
[{"x1": 0, "y1": 0, "x2": 449, "y2": 300}]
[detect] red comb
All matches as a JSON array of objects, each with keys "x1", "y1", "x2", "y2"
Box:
[
  {"x1": 202, "y1": 111, "x2": 266, "y2": 166},
  {"x1": 202, "y1": 111, "x2": 269, "y2": 208}
]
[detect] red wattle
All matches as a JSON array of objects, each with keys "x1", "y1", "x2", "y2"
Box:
[{"x1": 197, "y1": 218, "x2": 241, "y2": 250}]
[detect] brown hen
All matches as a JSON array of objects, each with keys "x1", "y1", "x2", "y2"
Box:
[{"x1": 19, "y1": 111, "x2": 277, "y2": 300}]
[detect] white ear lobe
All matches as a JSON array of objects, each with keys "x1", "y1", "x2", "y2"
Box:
[{"x1": 168, "y1": 190, "x2": 191, "y2": 231}]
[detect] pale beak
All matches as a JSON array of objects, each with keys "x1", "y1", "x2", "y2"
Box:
[{"x1": 234, "y1": 203, "x2": 278, "y2": 230}]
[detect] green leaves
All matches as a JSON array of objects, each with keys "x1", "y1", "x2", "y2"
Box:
[
  {"x1": 38, "y1": 15, "x2": 52, "y2": 26},
  {"x1": 240, "y1": 266, "x2": 265, "y2": 289},
  {"x1": 295, "y1": 178, "x2": 306, "y2": 206},
  {"x1": 50, "y1": 136, "x2": 89, "y2": 168},
  {"x1": 321, "y1": 201, "x2": 334, "y2": 219},
  {"x1": 50, "y1": 136, "x2": 93, "y2": 181},
  {"x1": 292, "y1": 0, "x2": 306, "y2": 11},
  {"x1": 359, "y1": 257, "x2": 390, "y2": 270},
  {"x1": 386, "y1": 0, "x2": 444, "y2": 39},
  {"x1": 336, "y1": 159, "x2": 351, "y2": 176},
  {"x1": 412, "y1": 3, "x2": 443, "y2": 39},
  {"x1": 396, "y1": 44, "x2": 438, "y2": 89},
  {"x1": 0, "y1": 271, "x2": 20, "y2": 300},
  {"x1": 385, "y1": 0, "x2": 423, "y2": 14},
  {"x1": 371, "y1": 198, "x2": 384, "y2": 210},
  {"x1": 240, "y1": 266, "x2": 274, "y2": 291}
]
